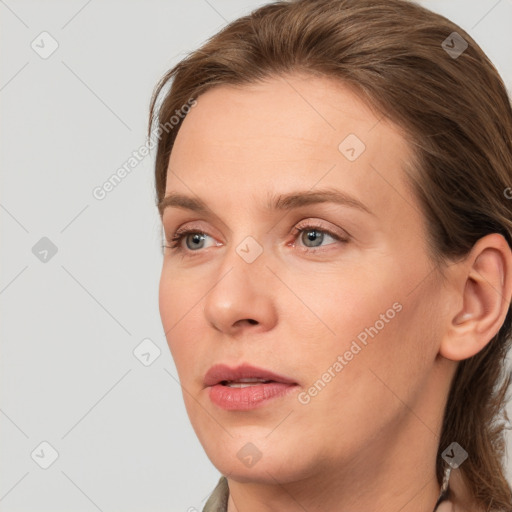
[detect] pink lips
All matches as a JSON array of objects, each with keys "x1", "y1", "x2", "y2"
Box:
[{"x1": 204, "y1": 363, "x2": 298, "y2": 410}]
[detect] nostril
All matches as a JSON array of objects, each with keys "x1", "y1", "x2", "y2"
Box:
[{"x1": 247, "y1": 319, "x2": 258, "y2": 325}]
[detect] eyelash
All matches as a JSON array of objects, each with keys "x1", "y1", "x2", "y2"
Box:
[{"x1": 162, "y1": 222, "x2": 349, "y2": 256}]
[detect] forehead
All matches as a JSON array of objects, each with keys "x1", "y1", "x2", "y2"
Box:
[
  {"x1": 172, "y1": 73, "x2": 395, "y2": 163},
  {"x1": 165, "y1": 73, "x2": 418, "y2": 228}
]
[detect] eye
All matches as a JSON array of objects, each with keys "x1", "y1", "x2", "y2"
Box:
[
  {"x1": 164, "y1": 226, "x2": 216, "y2": 252},
  {"x1": 291, "y1": 221, "x2": 349, "y2": 252},
  {"x1": 162, "y1": 221, "x2": 349, "y2": 255}
]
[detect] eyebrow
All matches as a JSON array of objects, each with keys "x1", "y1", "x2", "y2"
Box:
[{"x1": 158, "y1": 188, "x2": 374, "y2": 218}]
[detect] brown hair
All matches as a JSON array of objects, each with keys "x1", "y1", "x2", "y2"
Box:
[{"x1": 148, "y1": 0, "x2": 512, "y2": 508}]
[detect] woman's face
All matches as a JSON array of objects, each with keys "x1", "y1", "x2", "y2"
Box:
[{"x1": 159, "y1": 73, "x2": 450, "y2": 485}]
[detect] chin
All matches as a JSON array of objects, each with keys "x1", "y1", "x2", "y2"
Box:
[{"x1": 201, "y1": 437, "x2": 317, "y2": 484}]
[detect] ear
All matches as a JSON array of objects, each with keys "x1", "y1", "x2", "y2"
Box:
[{"x1": 440, "y1": 233, "x2": 512, "y2": 361}]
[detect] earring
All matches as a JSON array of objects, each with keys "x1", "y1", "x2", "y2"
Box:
[{"x1": 440, "y1": 464, "x2": 452, "y2": 495}]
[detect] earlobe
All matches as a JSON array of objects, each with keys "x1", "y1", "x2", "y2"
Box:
[{"x1": 439, "y1": 233, "x2": 512, "y2": 362}]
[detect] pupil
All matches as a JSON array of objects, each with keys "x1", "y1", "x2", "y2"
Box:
[
  {"x1": 304, "y1": 229, "x2": 322, "y2": 247},
  {"x1": 188, "y1": 233, "x2": 204, "y2": 249}
]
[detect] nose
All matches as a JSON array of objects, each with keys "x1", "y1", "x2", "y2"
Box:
[{"x1": 202, "y1": 244, "x2": 278, "y2": 336}]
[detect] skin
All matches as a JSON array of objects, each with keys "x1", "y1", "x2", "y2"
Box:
[{"x1": 158, "y1": 73, "x2": 512, "y2": 512}]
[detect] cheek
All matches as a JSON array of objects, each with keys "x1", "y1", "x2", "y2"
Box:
[
  {"x1": 301, "y1": 265, "x2": 399, "y2": 350},
  {"x1": 158, "y1": 269, "x2": 175, "y2": 343},
  {"x1": 329, "y1": 281, "x2": 439, "y2": 414},
  {"x1": 158, "y1": 267, "x2": 200, "y2": 367},
  {"x1": 288, "y1": 292, "x2": 429, "y2": 449},
  {"x1": 301, "y1": 263, "x2": 425, "y2": 394}
]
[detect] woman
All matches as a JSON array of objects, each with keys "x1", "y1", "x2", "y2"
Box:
[{"x1": 148, "y1": 0, "x2": 512, "y2": 510}]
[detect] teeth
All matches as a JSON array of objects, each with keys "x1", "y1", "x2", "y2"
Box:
[
  {"x1": 222, "y1": 378, "x2": 272, "y2": 388},
  {"x1": 226, "y1": 382, "x2": 267, "y2": 388}
]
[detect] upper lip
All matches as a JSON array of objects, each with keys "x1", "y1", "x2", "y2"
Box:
[{"x1": 204, "y1": 363, "x2": 297, "y2": 387}]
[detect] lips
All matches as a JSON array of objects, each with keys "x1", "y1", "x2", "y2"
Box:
[
  {"x1": 203, "y1": 363, "x2": 297, "y2": 387},
  {"x1": 204, "y1": 363, "x2": 298, "y2": 411}
]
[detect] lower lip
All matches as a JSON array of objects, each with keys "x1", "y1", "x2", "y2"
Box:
[{"x1": 208, "y1": 382, "x2": 297, "y2": 410}]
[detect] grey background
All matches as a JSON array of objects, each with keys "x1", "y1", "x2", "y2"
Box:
[{"x1": 1, "y1": 1, "x2": 511, "y2": 510}]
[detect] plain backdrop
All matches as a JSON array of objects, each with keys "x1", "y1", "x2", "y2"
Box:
[{"x1": 1, "y1": 1, "x2": 512, "y2": 510}]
